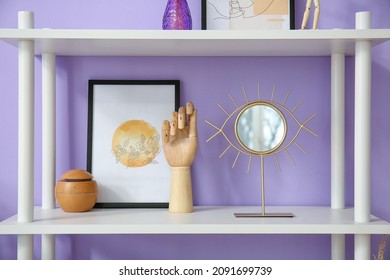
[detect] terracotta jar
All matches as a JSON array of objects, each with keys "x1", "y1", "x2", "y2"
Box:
[{"x1": 55, "y1": 169, "x2": 98, "y2": 212}]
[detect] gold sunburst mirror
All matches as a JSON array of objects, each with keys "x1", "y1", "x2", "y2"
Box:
[{"x1": 205, "y1": 83, "x2": 317, "y2": 218}]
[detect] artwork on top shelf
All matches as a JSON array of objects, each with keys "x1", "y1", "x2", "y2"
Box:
[
  {"x1": 87, "y1": 80, "x2": 180, "y2": 208},
  {"x1": 202, "y1": 0, "x2": 295, "y2": 30}
]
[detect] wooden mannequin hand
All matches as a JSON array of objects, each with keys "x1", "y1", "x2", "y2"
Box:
[{"x1": 162, "y1": 102, "x2": 198, "y2": 167}]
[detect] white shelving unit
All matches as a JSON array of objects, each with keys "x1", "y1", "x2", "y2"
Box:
[{"x1": 1, "y1": 11, "x2": 390, "y2": 260}]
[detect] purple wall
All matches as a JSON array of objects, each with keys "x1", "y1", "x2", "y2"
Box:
[{"x1": 1, "y1": 0, "x2": 390, "y2": 260}]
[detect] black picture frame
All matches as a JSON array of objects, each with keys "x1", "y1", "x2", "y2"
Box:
[
  {"x1": 87, "y1": 80, "x2": 180, "y2": 208},
  {"x1": 202, "y1": 0, "x2": 295, "y2": 30}
]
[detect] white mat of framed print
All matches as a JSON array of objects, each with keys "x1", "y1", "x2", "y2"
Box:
[
  {"x1": 87, "y1": 80, "x2": 180, "y2": 208},
  {"x1": 202, "y1": 0, "x2": 295, "y2": 30}
]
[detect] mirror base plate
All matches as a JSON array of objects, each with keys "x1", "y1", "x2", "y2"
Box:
[{"x1": 234, "y1": 212, "x2": 294, "y2": 218}]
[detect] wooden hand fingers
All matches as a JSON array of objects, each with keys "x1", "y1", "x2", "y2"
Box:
[
  {"x1": 188, "y1": 108, "x2": 197, "y2": 138},
  {"x1": 163, "y1": 102, "x2": 197, "y2": 143},
  {"x1": 170, "y1": 111, "x2": 178, "y2": 136},
  {"x1": 162, "y1": 120, "x2": 170, "y2": 144},
  {"x1": 178, "y1": 107, "x2": 186, "y2": 129},
  {"x1": 186, "y1": 102, "x2": 197, "y2": 137},
  {"x1": 177, "y1": 102, "x2": 195, "y2": 128}
]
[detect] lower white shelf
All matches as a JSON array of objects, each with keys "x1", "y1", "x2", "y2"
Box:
[{"x1": 1, "y1": 206, "x2": 390, "y2": 235}]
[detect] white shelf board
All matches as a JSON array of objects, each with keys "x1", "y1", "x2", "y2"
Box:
[
  {"x1": 1, "y1": 206, "x2": 390, "y2": 235},
  {"x1": 0, "y1": 29, "x2": 390, "y2": 56}
]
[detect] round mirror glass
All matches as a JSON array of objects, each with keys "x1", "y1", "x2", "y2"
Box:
[{"x1": 235, "y1": 102, "x2": 287, "y2": 154}]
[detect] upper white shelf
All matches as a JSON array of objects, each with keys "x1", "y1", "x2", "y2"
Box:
[
  {"x1": 1, "y1": 206, "x2": 390, "y2": 235},
  {"x1": 0, "y1": 29, "x2": 390, "y2": 56}
]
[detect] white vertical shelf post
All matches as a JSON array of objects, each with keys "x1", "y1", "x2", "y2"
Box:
[
  {"x1": 17, "y1": 11, "x2": 35, "y2": 260},
  {"x1": 331, "y1": 52, "x2": 346, "y2": 260},
  {"x1": 42, "y1": 53, "x2": 56, "y2": 210},
  {"x1": 41, "y1": 234, "x2": 55, "y2": 260},
  {"x1": 331, "y1": 234, "x2": 345, "y2": 260},
  {"x1": 354, "y1": 11, "x2": 372, "y2": 260},
  {"x1": 41, "y1": 52, "x2": 56, "y2": 260}
]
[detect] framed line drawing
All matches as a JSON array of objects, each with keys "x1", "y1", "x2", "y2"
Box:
[
  {"x1": 202, "y1": 0, "x2": 295, "y2": 30},
  {"x1": 87, "y1": 80, "x2": 180, "y2": 208}
]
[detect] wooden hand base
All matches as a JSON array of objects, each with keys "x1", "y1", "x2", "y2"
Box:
[{"x1": 169, "y1": 167, "x2": 193, "y2": 213}]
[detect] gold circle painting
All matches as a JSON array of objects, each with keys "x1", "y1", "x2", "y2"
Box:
[{"x1": 111, "y1": 120, "x2": 161, "y2": 168}]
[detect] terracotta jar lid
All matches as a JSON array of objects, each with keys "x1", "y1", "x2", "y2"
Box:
[{"x1": 61, "y1": 169, "x2": 94, "y2": 181}]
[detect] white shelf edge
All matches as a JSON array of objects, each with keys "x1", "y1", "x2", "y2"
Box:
[
  {"x1": 1, "y1": 28, "x2": 390, "y2": 40},
  {"x1": 1, "y1": 206, "x2": 390, "y2": 235},
  {"x1": 1, "y1": 29, "x2": 390, "y2": 56}
]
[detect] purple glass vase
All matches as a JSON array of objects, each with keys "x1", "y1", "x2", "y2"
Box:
[{"x1": 162, "y1": 0, "x2": 192, "y2": 30}]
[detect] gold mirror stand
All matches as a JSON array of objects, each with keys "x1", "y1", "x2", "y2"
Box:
[{"x1": 234, "y1": 156, "x2": 294, "y2": 218}]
